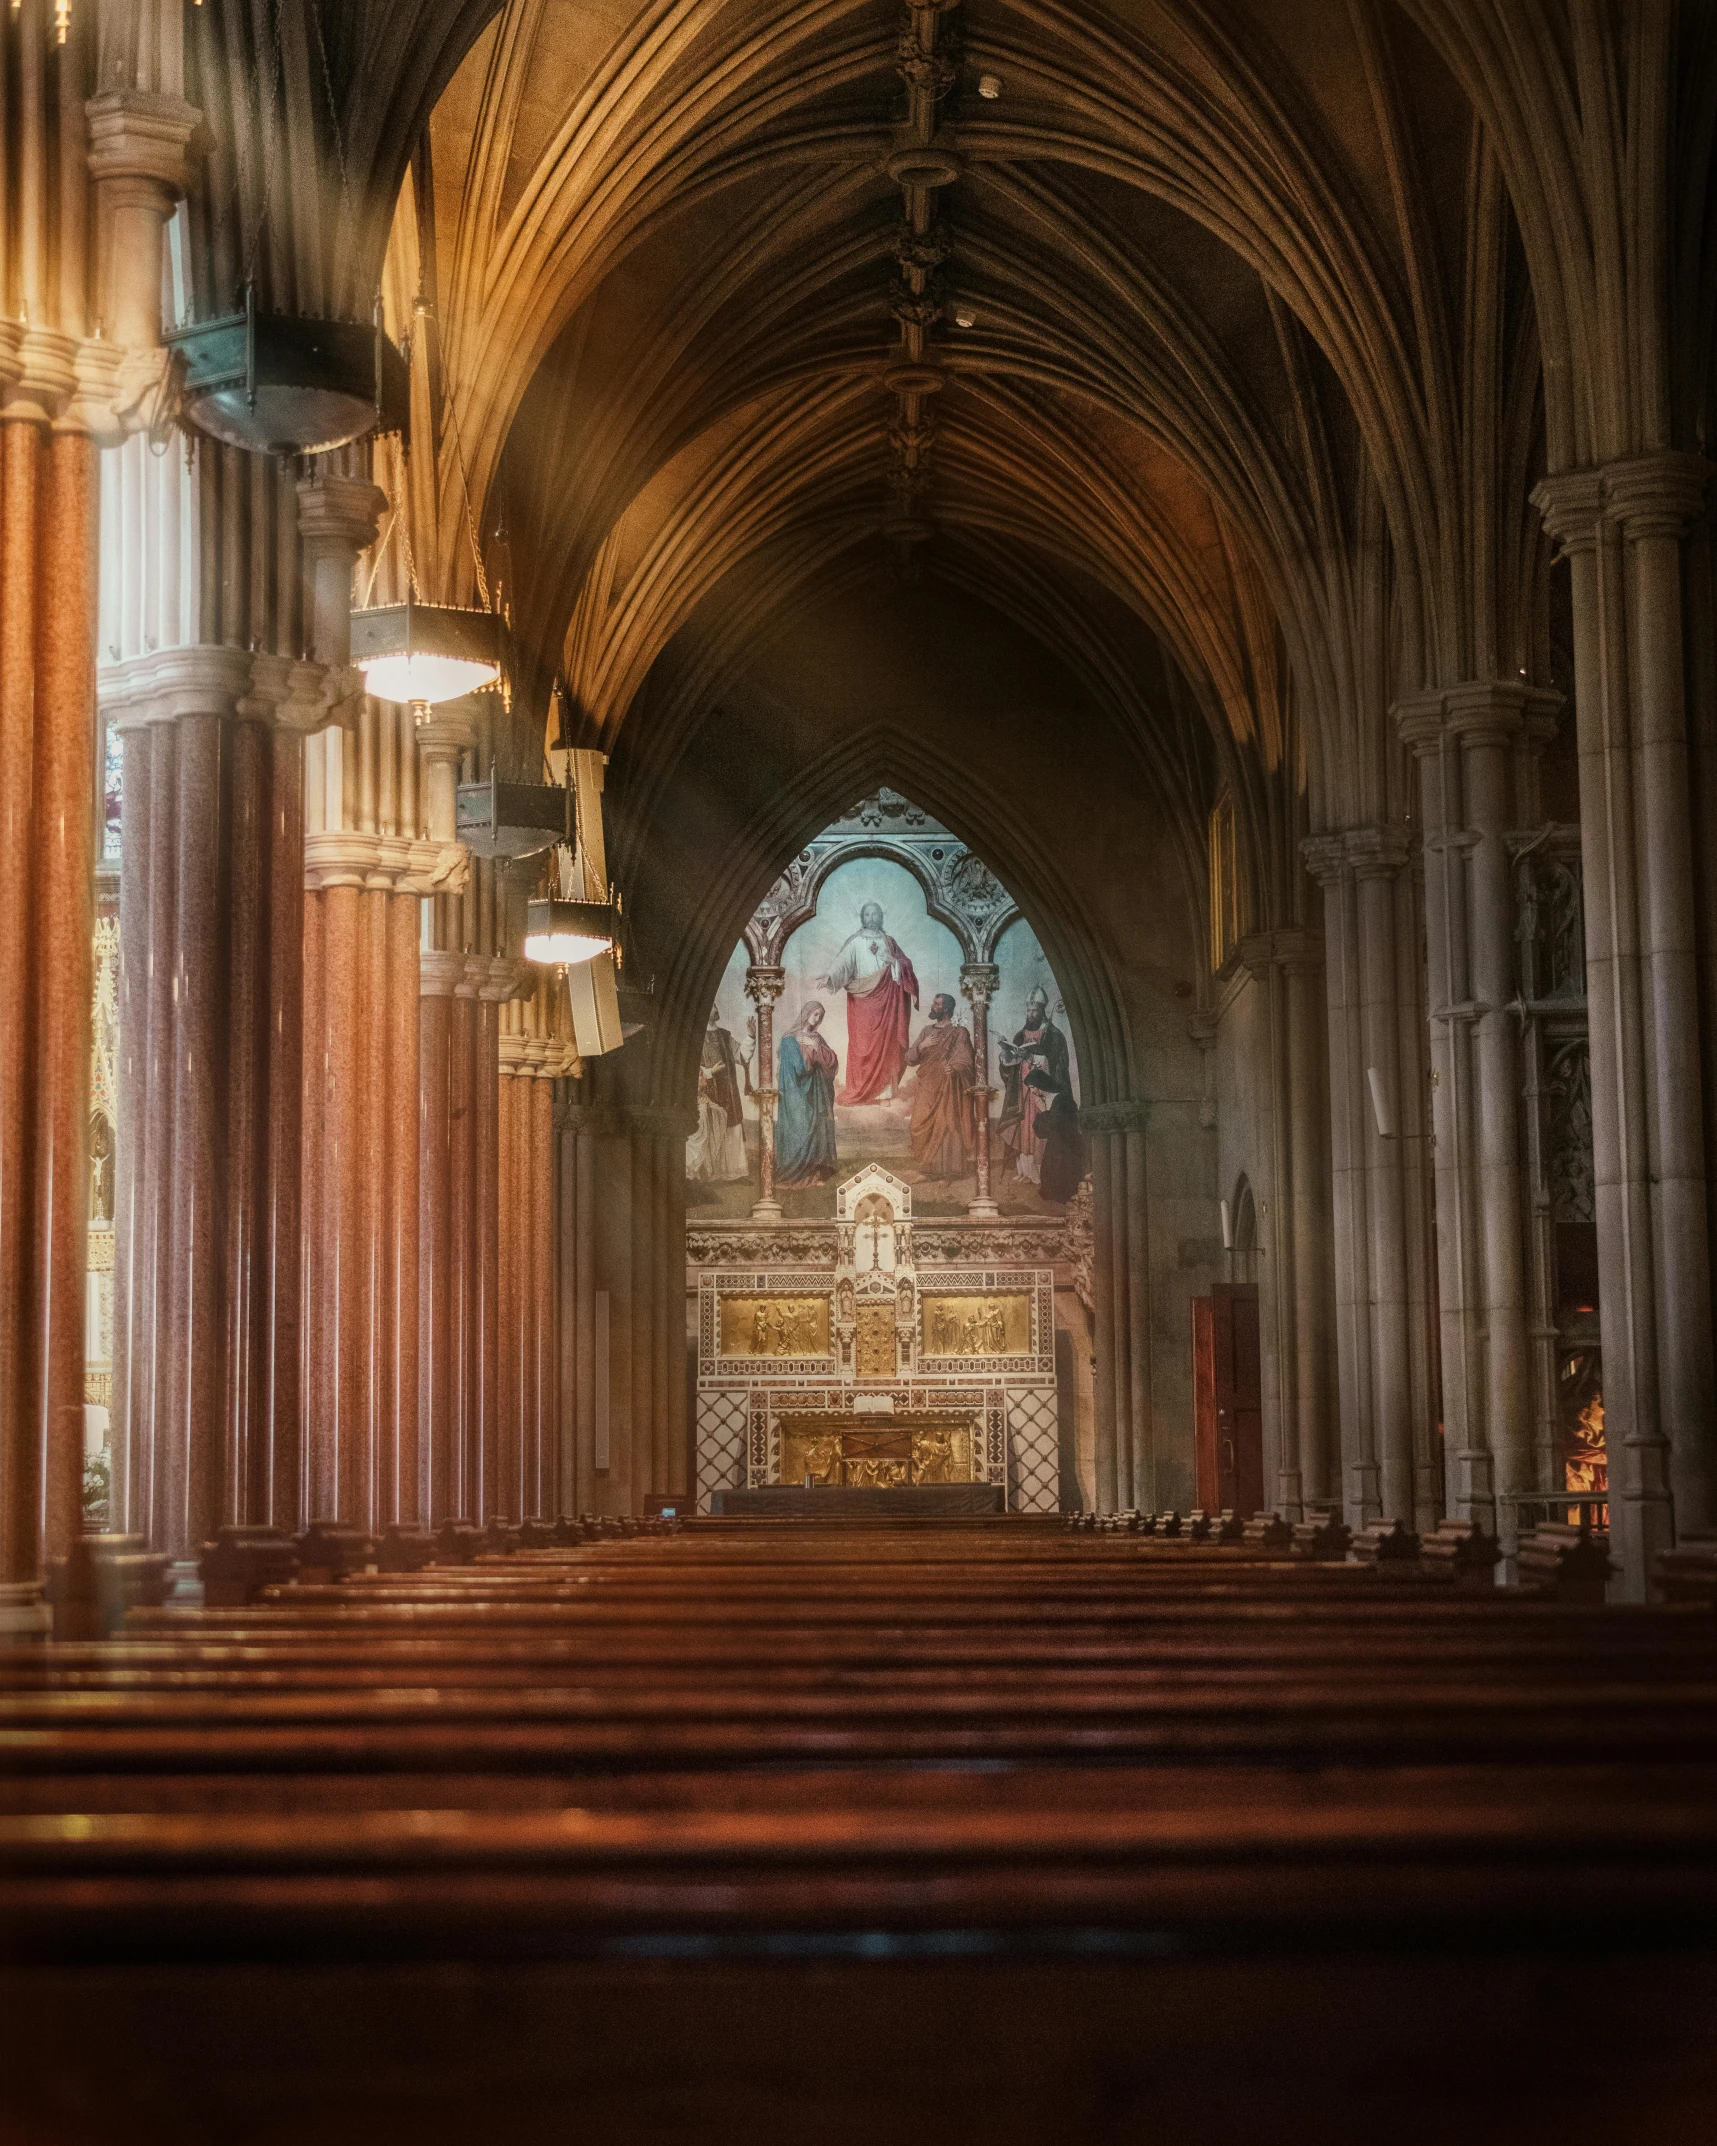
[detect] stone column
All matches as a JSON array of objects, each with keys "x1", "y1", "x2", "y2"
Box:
[
  {"x1": 745, "y1": 965, "x2": 785, "y2": 1221},
  {"x1": 0, "y1": 373, "x2": 97, "y2": 1628},
  {"x1": 1536, "y1": 455, "x2": 1715, "y2": 1591},
  {"x1": 419, "y1": 949, "x2": 461, "y2": 1520},
  {"x1": 1079, "y1": 1100, "x2": 1152, "y2": 1512},
  {"x1": 1236, "y1": 928, "x2": 1332, "y2": 1518},
  {"x1": 961, "y1": 962, "x2": 1000, "y2": 1220},
  {"x1": 1284, "y1": 939, "x2": 1335, "y2": 1507},
  {"x1": 1305, "y1": 829, "x2": 1429, "y2": 1529}
]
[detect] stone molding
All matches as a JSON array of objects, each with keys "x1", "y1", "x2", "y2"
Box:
[
  {"x1": 1234, "y1": 927, "x2": 1321, "y2": 982},
  {"x1": 103, "y1": 645, "x2": 356, "y2": 733},
  {"x1": 500, "y1": 1033, "x2": 579, "y2": 1080},
  {"x1": 419, "y1": 950, "x2": 467, "y2": 999},
  {"x1": 477, "y1": 957, "x2": 535, "y2": 1004},
  {"x1": 296, "y1": 473, "x2": 390, "y2": 556},
  {"x1": 1534, "y1": 452, "x2": 1713, "y2": 554},
  {"x1": 304, "y1": 830, "x2": 469, "y2": 897},
  {"x1": 1079, "y1": 1100, "x2": 1150, "y2": 1135},
  {"x1": 85, "y1": 88, "x2": 200, "y2": 193},
  {"x1": 1393, "y1": 679, "x2": 1562, "y2": 757}
]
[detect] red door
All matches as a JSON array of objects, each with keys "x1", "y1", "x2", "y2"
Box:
[{"x1": 1193, "y1": 1283, "x2": 1264, "y2": 1515}]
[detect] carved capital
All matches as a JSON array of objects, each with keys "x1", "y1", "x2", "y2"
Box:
[
  {"x1": 419, "y1": 949, "x2": 466, "y2": 1000},
  {"x1": 304, "y1": 831, "x2": 470, "y2": 897},
  {"x1": 1300, "y1": 832, "x2": 1349, "y2": 886},
  {"x1": 745, "y1": 964, "x2": 787, "y2": 1005},
  {"x1": 1080, "y1": 1100, "x2": 1150, "y2": 1136},
  {"x1": 1532, "y1": 469, "x2": 1605, "y2": 556},
  {"x1": 1603, "y1": 452, "x2": 1713, "y2": 542},
  {"x1": 84, "y1": 89, "x2": 200, "y2": 195},
  {"x1": 1344, "y1": 823, "x2": 1411, "y2": 880},
  {"x1": 959, "y1": 962, "x2": 1000, "y2": 1005},
  {"x1": 296, "y1": 474, "x2": 388, "y2": 557}
]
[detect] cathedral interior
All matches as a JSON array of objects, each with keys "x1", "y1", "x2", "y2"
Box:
[{"x1": 2, "y1": 1, "x2": 1716, "y2": 2139}]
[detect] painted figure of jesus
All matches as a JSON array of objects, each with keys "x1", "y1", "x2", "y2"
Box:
[{"x1": 820, "y1": 901, "x2": 920, "y2": 1104}]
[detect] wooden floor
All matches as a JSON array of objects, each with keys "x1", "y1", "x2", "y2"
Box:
[{"x1": 4, "y1": 1514, "x2": 1716, "y2": 2144}]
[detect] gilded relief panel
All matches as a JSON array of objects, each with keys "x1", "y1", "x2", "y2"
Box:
[
  {"x1": 778, "y1": 1413, "x2": 976, "y2": 1487},
  {"x1": 854, "y1": 1303, "x2": 898, "y2": 1378},
  {"x1": 920, "y1": 1292, "x2": 1031, "y2": 1359},
  {"x1": 719, "y1": 1294, "x2": 832, "y2": 1359}
]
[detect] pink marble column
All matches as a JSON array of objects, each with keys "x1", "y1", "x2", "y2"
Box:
[
  {"x1": 530, "y1": 1073, "x2": 556, "y2": 1518},
  {"x1": 418, "y1": 954, "x2": 459, "y2": 1521},
  {"x1": 387, "y1": 892, "x2": 422, "y2": 1525},
  {"x1": 745, "y1": 965, "x2": 785, "y2": 1221},
  {"x1": 0, "y1": 417, "x2": 43, "y2": 1611},
  {"x1": 497, "y1": 1062, "x2": 521, "y2": 1519},
  {"x1": 961, "y1": 963, "x2": 1000, "y2": 1220},
  {"x1": 31, "y1": 429, "x2": 97, "y2": 1573},
  {"x1": 476, "y1": 993, "x2": 502, "y2": 1518}
]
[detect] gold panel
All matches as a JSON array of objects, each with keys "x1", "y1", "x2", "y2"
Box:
[
  {"x1": 719, "y1": 1294, "x2": 831, "y2": 1359},
  {"x1": 854, "y1": 1303, "x2": 898, "y2": 1378},
  {"x1": 920, "y1": 1292, "x2": 1032, "y2": 1359},
  {"x1": 779, "y1": 1413, "x2": 976, "y2": 1488}
]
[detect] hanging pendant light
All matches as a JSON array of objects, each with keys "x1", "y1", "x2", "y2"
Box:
[
  {"x1": 169, "y1": 286, "x2": 411, "y2": 458},
  {"x1": 353, "y1": 591, "x2": 504, "y2": 708},
  {"x1": 524, "y1": 843, "x2": 615, "y2": 968}
]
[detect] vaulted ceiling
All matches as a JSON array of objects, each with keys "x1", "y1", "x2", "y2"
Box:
[{"x1": 383, "y1": 0, "x2": 1553, "y2": 873}]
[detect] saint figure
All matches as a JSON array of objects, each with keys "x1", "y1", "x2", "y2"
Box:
[
  {"x1": 775, "y1": 1001, "x2": 839, "y2": 1187},
  {"x1": 997, "y1": 986, "x2": 1072, "y2": 1184},
  {"x1": 903, "y1": 993, "x2": 976, "y2": 1182},
  {"x1": 685, "y1": 1002, "x2": 750, "y2": 1182},
  {"x1": 821, "y1": 902, "x2": 920, "y2": 1104},
  {"x1": 1031, "y1": 1072, "x2": 1086, "y2": 1205}
]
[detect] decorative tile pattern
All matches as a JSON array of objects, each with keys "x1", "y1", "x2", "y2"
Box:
[
  {"x1": 1008, "y1": 1386, "x2": 1061, "y2": 1512},
  {"x1": 696, "y1": 1389, "x2": 750, "y2": 1511}
]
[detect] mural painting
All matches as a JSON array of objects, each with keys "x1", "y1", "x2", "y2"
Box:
[{"x1": 686, "y1": 794, "x2": 1082, "y2": 1220}]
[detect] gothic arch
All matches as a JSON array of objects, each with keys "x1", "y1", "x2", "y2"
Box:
[
  {"x1": 624, "y1": 720, "x2": 1155, "y2": 1132},
  {"x1": 741, "y1": 833, "x2": 1020, "y2": 971}
]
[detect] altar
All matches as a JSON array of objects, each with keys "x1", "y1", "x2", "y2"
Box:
[
  {"x1": 709, "y1": 1485, "x2": 1006, "y2": 1517},
  {"x1": 692, "y1": 1166, "x2": 1062, "y2": 1512}
]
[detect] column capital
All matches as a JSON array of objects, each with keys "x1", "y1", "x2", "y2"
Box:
[
  {"x1": 744, "y1": 963, "x2": 786, "y2": 1005},
  {"x1": 1532, "y1": 469, "x2": 1606, "y2": 556},
  {"x1": 1603, "y1": 452, "x2": 1713, "y2": 541},
  {"x1": 304, "y1": 831, "x2": 468, "y2": 897},
  {"x1": 296, "y1": 473, "x2": 388, "y2": 556},
  {"x1": 1236, "y1": 927, "x2": 1322, "y2": 980},
  {"x1": 959, "y1": 961, "x2": 1001, "y2": 1003},
  {"x1": 619, "y1": 1104, "x2": 699, "y2": 1141},
  {"x1": 1445, "y1": 680, "x2": 1528, "y2": 749},
  {"x1": 1080, "y1": 1099, "x2": 1150, "y2": 1135},
  {"x1": 1344, "y1": 823, "x2": 1412, "y2": 880},
  {"x1": 420, "y1": 949, "x2": 466, "y2": 999},
  {"x1": 478, "y1": 956, "x2": 535, "y2": 1003},
  {"x1": 417, "y1": 713, "x2": 476, "y2": 762},
  {"x1": 1300, "y1": 832, "x2": 1349, "y2": 887},
  {"x1": 84, "y1": 88, "x2": 200, "y2": 197}
]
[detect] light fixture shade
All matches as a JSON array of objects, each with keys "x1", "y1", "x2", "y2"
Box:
[
  {"x1": 524, "y1": 896, "x2": 615, "y2": 967},
  {"x1": 353, "y1": 600, "x2": 504, "y2": 706},
  {"x1": 167, "y1": 301, "x2": 410, "y2": 457}
]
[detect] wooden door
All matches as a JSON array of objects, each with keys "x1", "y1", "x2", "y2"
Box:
[{"x1": 1193, "y1": 1283, "x2": 1264, "y2": 1515}]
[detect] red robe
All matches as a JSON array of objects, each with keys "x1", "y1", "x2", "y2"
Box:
[{"x1": 827, "y1": 929, "x2": 920, "y2": 1104}]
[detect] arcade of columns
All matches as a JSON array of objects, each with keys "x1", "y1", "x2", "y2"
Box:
[{"x1": 0, "y1": 0, "x2": 1713, "y2": 1615}]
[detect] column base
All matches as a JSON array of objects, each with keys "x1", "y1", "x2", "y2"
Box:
[
  {"x1": 1275, "y1": 1468, "x2": 1304, "y2": 1522},
  {"x1": 1347, "y1": 1459, "x2": 1382, "y2": 1527},
  {"x1": 965, "y1": 1197, "x2": 1001, "y2": 1221},
  {"x1": 1446, "y1": 1446, "x2": 1497, "y2": 1531},
  {"x1": 0, "y1": 1581, "x2": 50, "y2": 1641},
  {"x1": 750, "y1": 1199, "x2": 783, "y2": 1222}
]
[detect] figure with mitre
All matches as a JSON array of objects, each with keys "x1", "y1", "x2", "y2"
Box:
[
  {"x1": 997, "y1": 985, "x2": 1072, "y2": 1184},
  {"x1": 821, "y1": 902, "x2": 920, "y2": 1104}
]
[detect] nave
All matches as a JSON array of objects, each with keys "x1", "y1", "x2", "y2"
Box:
[{"x1": 5, "y1": 1513, "x2": 1717, "y2": 2143}]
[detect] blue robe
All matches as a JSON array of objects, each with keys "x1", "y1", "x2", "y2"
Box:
[{"x1": 776, "y1": 1031, "x2": 838, "y2": 1186}]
